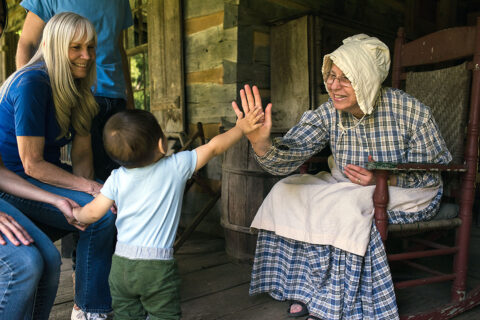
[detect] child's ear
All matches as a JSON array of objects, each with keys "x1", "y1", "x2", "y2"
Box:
[{"x1": 158, "y1": 137, "x2": 167, "y2": 155}]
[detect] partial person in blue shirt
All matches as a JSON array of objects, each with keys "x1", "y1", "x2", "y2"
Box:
[
  {"x1": 16, "y1": 0, "x2": 134, "y2": 181},
  {"x1": 0, "y1": 12, "x2": 116, "y2": 320},
  {"x1": 73, "y1": 107, "x2": 263, "y2": 320},
  {"x1": 0, "y1": 154, "x2": 78, "y2": 320}
]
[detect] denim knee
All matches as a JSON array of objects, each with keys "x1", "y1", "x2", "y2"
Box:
[
  {"x1": 1, "y1": 245, "x2": 44, "y2": 286},
  {"x1": 41, "y1": 245, "x2": 61, "y2": 282},
  {"x1": 0, "y1": 245, "x2": 44, "y2": 315}
]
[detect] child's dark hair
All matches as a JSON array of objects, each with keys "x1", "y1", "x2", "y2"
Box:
[{"x1": 103, "y1": 109, "x2": 165, "y2": 168}]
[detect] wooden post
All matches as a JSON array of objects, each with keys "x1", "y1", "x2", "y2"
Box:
[{"x1": 148, "y1": 0, "x2": 186, "y2": 134}]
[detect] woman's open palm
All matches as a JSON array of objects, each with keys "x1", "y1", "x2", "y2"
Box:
[{"x1": 232, "y1": 85, "x2": 272, "y2": 144}]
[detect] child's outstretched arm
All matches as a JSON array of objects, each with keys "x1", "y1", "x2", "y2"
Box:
[
  {"x1": 73, "y1": 194, "x2": 114, "y2": 224},
  {"x1": 194, "y1": 101, "x2": 264, "y2": 171}
]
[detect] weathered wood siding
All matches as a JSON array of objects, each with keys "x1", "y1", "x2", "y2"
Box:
[
  {"x1": 148, "y1": 0, "x2": 186, "y2": 134},
  {"x1": 184, "y1": 0, "x2": 239, "y2": 128},
  {"x1": 180, "y1": 0, "x2": 239, "y2": 235}
]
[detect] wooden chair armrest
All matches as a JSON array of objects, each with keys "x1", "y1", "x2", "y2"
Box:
[
  {"x1": 367, "y1": 161, "x2": 467, "y2": 172},
  {"x1": 370, "y1": 161, "x2": 466, "y2": 242}
]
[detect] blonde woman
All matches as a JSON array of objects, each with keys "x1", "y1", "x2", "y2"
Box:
[{"x1": 0, "y1": 12, "x2": 115, "y2": 319}]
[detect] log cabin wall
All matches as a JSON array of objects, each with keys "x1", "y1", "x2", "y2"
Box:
[
  {"x1": 184, "y1": 0, "x2": 239, "y2": 129},
  {"x1": 180, "y1": 0, "x2": 239, "y2": 235}
]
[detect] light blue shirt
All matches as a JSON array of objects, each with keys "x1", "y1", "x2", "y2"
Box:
[
  {"x1": 101, "y1": 151, "x2": 197, "y2": 258},
  {"x1": 20, "y1": 0, "x2": 133, "y2": 99}
]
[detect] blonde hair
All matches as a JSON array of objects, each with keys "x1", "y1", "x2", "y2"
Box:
[{"x1": 1, "y1": 12, "x2": 98, "y2": 138}]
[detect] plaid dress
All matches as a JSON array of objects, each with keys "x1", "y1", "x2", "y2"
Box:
[{"x1": 249, "y1": 88, "x2": 452, "y2": 319}]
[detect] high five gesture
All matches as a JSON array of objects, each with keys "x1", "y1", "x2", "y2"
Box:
[{"x1": 232, "y1": 85, "x2": 273, "y2": 156}]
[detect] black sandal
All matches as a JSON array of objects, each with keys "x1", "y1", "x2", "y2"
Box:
[
  {"x1": 287, "y1": 301, "x2": 308, "y2": 317},
  {"x1": 305, "y1": 316, "x2": 322, "y2": 320}
]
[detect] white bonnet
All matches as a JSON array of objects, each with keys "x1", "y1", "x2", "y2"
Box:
[{"x1": 322, "y1": 34, "x2": 390, "y2": 115}]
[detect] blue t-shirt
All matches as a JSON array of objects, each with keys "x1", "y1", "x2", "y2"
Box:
[
  {"x1": 20, "y1": 0, "x2": 133, "y2": 99},
  {"x1": 101, "y1": 151, "x2": 197, "y2": 251},
  {"x1": 0, "y1": 66, "x2": 72, "y2": 176}
]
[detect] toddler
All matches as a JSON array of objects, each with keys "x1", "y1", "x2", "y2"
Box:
[{"x1": 73, "y1": 105, "x2": 263, "y2": 320}]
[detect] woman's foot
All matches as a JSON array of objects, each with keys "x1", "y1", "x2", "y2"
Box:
[
  {"x1": 287, "y1": 300, "x2": 308, "y2": 317},
  {"x1": 305, "y1": 315, "x2": 322, "y2": 320}
]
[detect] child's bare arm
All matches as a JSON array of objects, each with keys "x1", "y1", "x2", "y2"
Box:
[
  {"x1": 73, "y1": 194, "x2": 114, "y2": 224},
  {"x1": 194, "y1": 104, "x2": 263, "y2": 171}
]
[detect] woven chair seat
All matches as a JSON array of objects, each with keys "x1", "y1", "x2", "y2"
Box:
[{"x1": 389, "y1": 218, "x2": 461, "y2": 235}]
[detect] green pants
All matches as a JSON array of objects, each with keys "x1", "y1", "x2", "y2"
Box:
[{"x1": 108, "y1": 254, "x2": 181, "y2": 320}]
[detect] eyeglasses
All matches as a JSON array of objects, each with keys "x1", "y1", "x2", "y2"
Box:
[{"x1": 325, "y1": 74, "x2": 352, "y2": 87}]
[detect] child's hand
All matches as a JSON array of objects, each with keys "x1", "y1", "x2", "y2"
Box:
[
  {"x1": 68, "y1": 206, "x2": 89, "y2": 231},
  {"x1": 234, "y1": 104, "x2": 264, "y2": 135},
  {"x1": 231, "y1": 85, "x2": 272, "y2": 144}
]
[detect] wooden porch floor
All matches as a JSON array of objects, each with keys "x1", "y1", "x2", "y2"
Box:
[{"x1": 49, "y1": 233, "x2": 480, "y2": 319}]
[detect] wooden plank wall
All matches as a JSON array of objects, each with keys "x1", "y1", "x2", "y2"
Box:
[
  {"x1": 181, "y1": 0, "x2": 240, "y2": 236},
  {"x1": 184, "y1": 0, "x2": 239, "y2": 135}
]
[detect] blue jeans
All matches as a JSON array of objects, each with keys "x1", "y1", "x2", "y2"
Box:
[
  {"x1": 91, "y1": 96, "x2": 126, "y2": 181},
  {"x1": 0, "y1": 178, "x2": 116, "y2": 313},
  {"x1": 0, "y1": 199, "x2": 61, "y2": 320}
]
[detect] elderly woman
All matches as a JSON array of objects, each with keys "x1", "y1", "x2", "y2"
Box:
[
  {"x1": 238, "y1": 35, "x2": 451, "y2": 319},
  {"x1": 0, "y1": 13, "x2": 115, "y2": 319}
]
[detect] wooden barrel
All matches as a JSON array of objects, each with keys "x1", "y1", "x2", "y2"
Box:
[{"x1": 221, "y1": 135, "x2": 282, "y2": 261}]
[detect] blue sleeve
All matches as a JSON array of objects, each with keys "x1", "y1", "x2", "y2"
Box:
[
  {"x1": 13, "y1": 73, "x2": 52, "y2": 137},
  {"x1": 174, "y1": 151, "x2": 197, "y2": 181},
  {"x1": 20, "y1": 0, "x2": 55, "y2": 22},
  {"x1": 122, "y1": 0, "x2": 133, "y2": 30}
]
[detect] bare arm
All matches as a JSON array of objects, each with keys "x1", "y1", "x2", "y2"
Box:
[
  {"x1": 194, "y1": 127, "x2": 243, "y2": 171},
  {"x1": 71, "y1": 134, "x2": 94, "y2": 180},
  {"x1": 195, "y1": 102, "x2": 264, "y2": 171},
  {"x1": 0, "y1": 156, "x2": 86, "y2": 231},
  {"x1": 17, "y1": 136, "x2": 101, "y2": 195},
  {"x1": 73, "y1": 194, "x2": 113, "y2": 224},
  {"x1": 119, "y1": 34, "x2": 134, "y2": 110},
  {"x1": 16, "y1": 11, "x2": 46, "y2": 69}
]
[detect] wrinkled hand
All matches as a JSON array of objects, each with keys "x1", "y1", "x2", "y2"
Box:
[
  {"x1": 344, "y1": 156, "x2": 376, "y2": 186},
  {"x1": 231, "y1": 85, "x2": 272, "y2": 144},
  {"x1": 55, "y1": 197, "x2": 89, "y2": 231},
  {"x1": 0, "y1": 211, "x2": 34, "y2": 246}
]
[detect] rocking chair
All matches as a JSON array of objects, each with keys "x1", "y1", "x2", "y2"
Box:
[{"x1": 369, "y1": 18, "x2": 480, "y2": 319}]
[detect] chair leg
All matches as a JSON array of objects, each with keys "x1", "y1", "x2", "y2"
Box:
[{"x1": 451, "y1": 180, "x2": 476, "y2": 301}]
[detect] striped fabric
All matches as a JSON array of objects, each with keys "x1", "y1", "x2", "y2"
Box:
[{"x1": 249, "y1": 88, "x2": 452, "y2": 319}]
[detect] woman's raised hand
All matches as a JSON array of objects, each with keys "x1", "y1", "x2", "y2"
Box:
[{"x1": 232, "y1": 85, "x2": 273, "y2": 156}]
